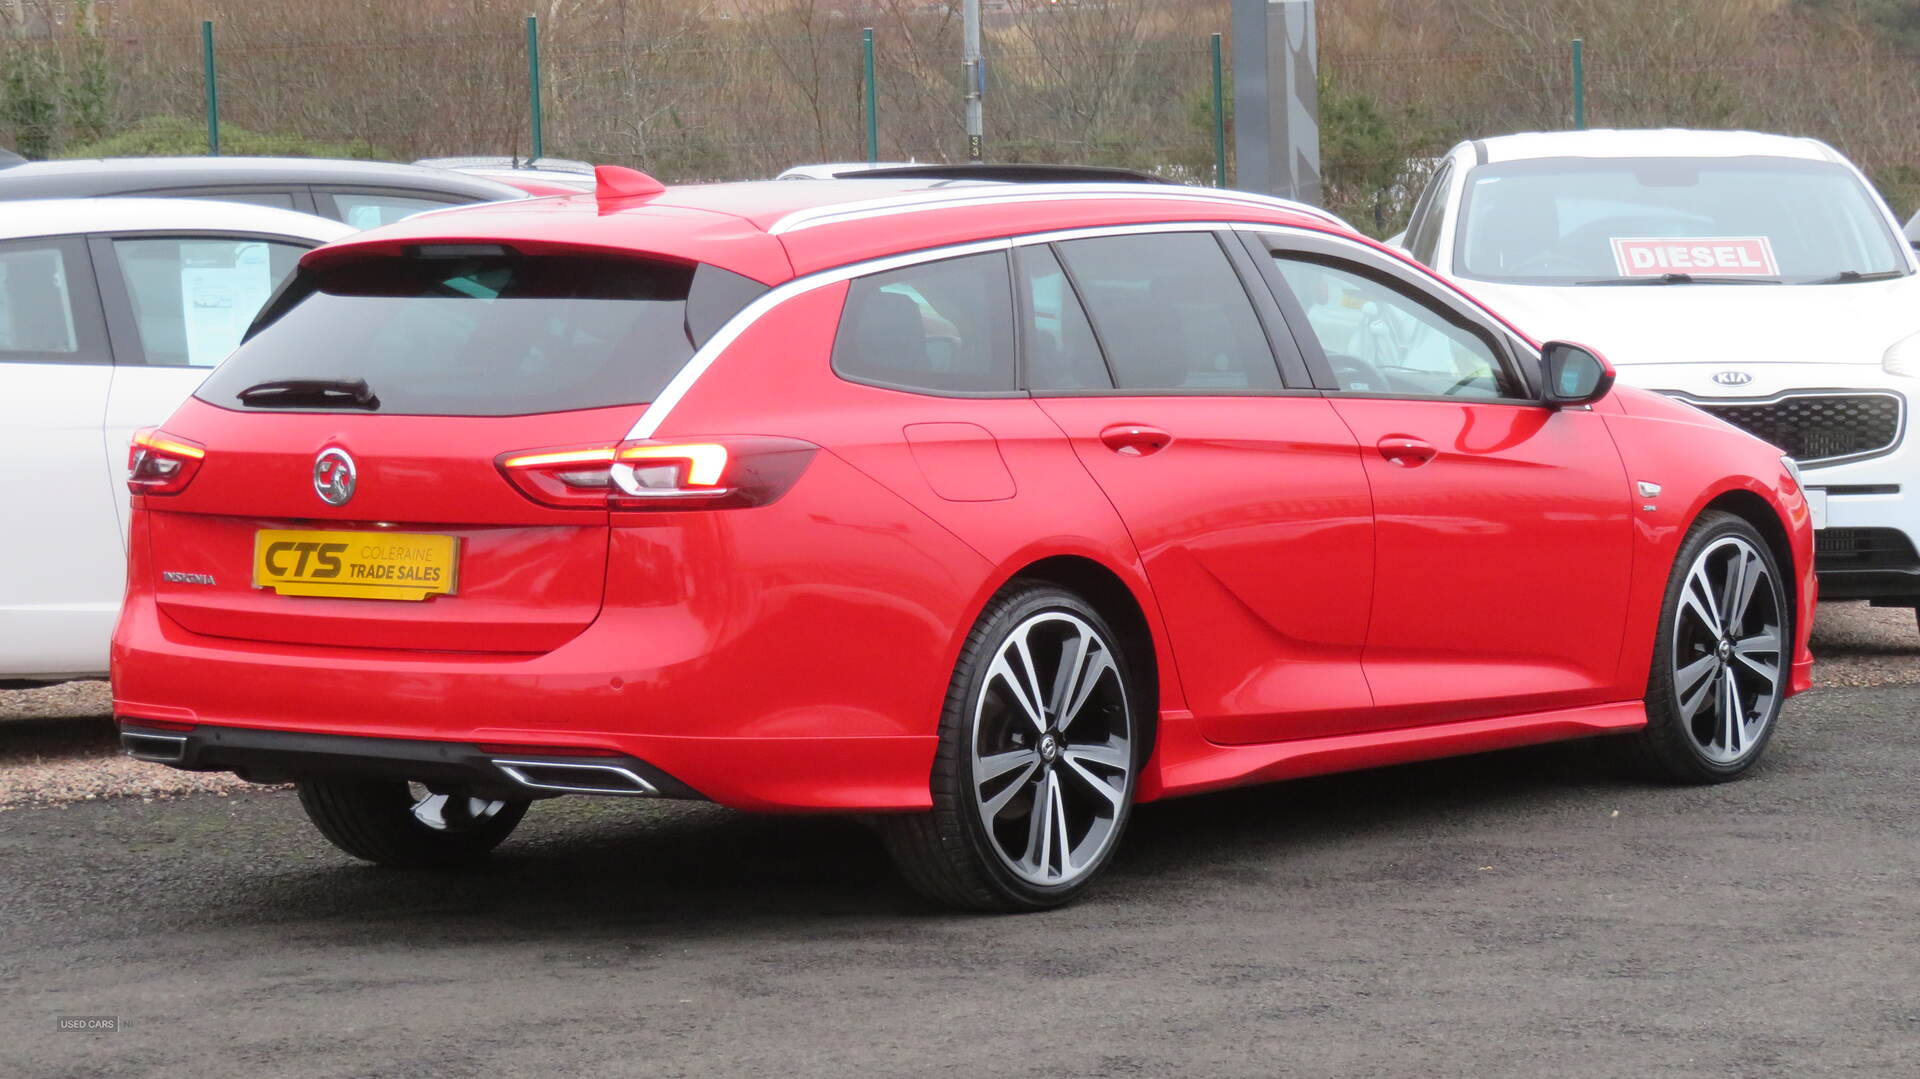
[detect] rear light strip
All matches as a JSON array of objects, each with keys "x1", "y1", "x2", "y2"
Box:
[
  {"x1": 497, "y1": 437, "x2": 816, "y2": 511},
  {"x1": 127, "y1": 427, "x2": 206, "y2": 496}
]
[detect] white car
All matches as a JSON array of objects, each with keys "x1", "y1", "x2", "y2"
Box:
[
  {"x1": 0, "y1": 199, "x2": 351, "y2": 684},
  {"x1": 1398, "y1": 128, "x2": 1920, "y2": 623}
]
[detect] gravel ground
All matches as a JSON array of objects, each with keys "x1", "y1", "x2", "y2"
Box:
[
  {"x1": 0, "y1": 682, "x2": 251, "y2": 810},
  {"x1": 0, "y1": 599, "x2": 1911, "y2": 810}
]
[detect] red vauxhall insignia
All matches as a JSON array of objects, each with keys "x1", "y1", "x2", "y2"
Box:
[{"x1": 113, "y1": 167, "x2": 1815, "y2": 910}]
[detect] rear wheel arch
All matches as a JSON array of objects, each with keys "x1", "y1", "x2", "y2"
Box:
[{"x1": 980, "y1": 555, "x2": 1162, "y2": 763}]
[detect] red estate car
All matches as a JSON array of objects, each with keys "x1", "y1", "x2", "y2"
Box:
[{"x1": 114, "y1": 168, "x2": 1815, "y2": 910}]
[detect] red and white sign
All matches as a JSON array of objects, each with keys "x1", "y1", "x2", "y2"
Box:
[{"x1": 1609, "y1": 236, "x2": 1779, "y2": 277}]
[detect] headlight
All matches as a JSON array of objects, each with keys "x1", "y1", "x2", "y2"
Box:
[
  {"x1": 1781, "y1": 454, "x2": 1806, "y2": 494},
  {"x1": 1883, "y1": 329, "x2": 1920, "y2": 377}
]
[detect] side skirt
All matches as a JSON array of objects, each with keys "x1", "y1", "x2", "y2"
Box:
[{"x1": 1137, "y1": 700, "x2": 1648, "y2": 802}]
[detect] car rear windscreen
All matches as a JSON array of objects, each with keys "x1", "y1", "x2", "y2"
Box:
[{"x1": 197, "y1": 252, "x2": 761, "y2": 417}]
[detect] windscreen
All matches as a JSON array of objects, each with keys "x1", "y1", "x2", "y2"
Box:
[
  {"x1": 197, "y1": 252, "x2": 708, "y2": 417},
  {"x1": 1454, "y1": 156, "x2": 1907, "y2": 284}
]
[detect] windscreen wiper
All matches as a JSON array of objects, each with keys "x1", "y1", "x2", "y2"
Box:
[
  {"x1": 1806, "y1": 269, "x2": 1906, "y2": 284},
  {"x1": 1574, "y1": 273, "x2": 1783, "y2": 286},
  {"x1": 235, "y1": 378, "x2": 380, "y2": 410}
]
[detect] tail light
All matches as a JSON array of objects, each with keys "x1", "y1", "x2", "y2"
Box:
[
  {"x1": 497, "y1": 437, "x2": 817, "y2": 511},
  {"x1": 127, "y1": 428, "x2": 206, "y2": 495}
]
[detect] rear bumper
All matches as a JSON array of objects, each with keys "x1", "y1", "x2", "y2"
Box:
[
  {"x1": 119, "y1": 721, "x2": 703, "y2": 801},
  {"x1": 110, "y1": 452, "x2": 989, "y2": 813},
  {"x1": 111, "y1": 592, "x2": 940, "y2": 813}
]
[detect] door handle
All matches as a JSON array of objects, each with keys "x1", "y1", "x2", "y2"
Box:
[
  {"x1": 1099, "y1": 424, "x2": 1172, "y2": 457},
  {"x1": 1376, "y1": 435, "x2": 1437, "y2": 467}
]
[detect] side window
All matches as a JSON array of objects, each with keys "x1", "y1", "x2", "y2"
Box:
[
  {"x1": 112, "y1": 237, "x2": 307, "y2": 367},
  {"x1": 1054, "y1": 232, "x2": 1281, "y2": 391},
  {"x1": 328, "y1": 192, "x2": 460, "y2": 229},
  {"x1": 1407, "y1": 160, "x2": 1454, "y2": 266},
  {"x1": 832, "y1": 251, "x2": 1015, "y2": 394},
  {"x1": 1270, "y1": 254, "x2": 1517, "y2": 399},
  {"x1": 1014, "y1": 244, "x2": 1111, "y2": 392},
  {"x1": 0, "y1": 237, "x2": 107, "y2": 363},
  {"x1": 156, "y1": 189, "x2": 298, "y2": 211}
]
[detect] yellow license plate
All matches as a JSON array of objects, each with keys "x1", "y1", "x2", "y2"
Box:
[{"x1": 252, "y1": 529, "x2": 459, "y2": 601}]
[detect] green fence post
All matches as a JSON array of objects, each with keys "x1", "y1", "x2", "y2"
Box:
[
  {"x1": 1211, "y1": 32, "x2": 1226, "y2": 187},
  {"x1": 527, "y1": 15, "x2": 544, "y2": 161},
  {"x1": 863, "y1": 28, "x2": 878, "y2": 163},
  {"x1": 1572, "y1": 38, "x2": 1585, "y2": 130},
  {"x1": 201, "y1": 20, "x2": 219, "y2": 156}
]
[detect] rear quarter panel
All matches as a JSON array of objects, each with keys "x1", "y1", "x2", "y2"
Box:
[{"x1": 649, "y1": 282, "x2": 1188, "y2": 736}]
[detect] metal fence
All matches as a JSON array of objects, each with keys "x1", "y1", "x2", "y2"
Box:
[{"x1": 5, "y1": 13, "x2": 1919, "y2": 238}]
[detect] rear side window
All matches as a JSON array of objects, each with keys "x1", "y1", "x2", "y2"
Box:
[
  {"x1": 1054, "y1": 232, "x2": 1282, "y2": 392},
  {"x1": 198, "y1": 252, "x2": 733, "y2": 417},
  {"x1": 832, "y1": 251, "x2": 1015, "y2": 394},
  {"x1": 326, "y1": 192, "x2": 459, "y2": 229},
  {"x1": 156, "y1": 190, "x2": 297, "y2": 211},
  {"x1": 0, "y1": 237, "x2": 105, "y2": 362},
  {"x1": 112, "y1": 237, "x2": 306, "y2": 367},
  {"x1": 1015, "y1": 244, "x2": 1112, "y2": 391}
]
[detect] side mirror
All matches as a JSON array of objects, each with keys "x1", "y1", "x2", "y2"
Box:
[{"x1": 1541, "y1": 340, "x2": 1615, "y2": 406}]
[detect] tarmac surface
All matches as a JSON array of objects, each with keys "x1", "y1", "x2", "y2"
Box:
[{"x1": 3, "y1": 603, "x2": 1917, "y2": 1077}]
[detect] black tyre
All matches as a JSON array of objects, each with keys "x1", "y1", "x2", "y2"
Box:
[
  {"x1": 296, "y1": 778, "x2": 529, "y2": 868},
  {"x1": 1634, "y1": 510, "x2": 1790, "y2": 783},
  {"x1": 880, "y1": 582, "x2": 1140, "y2": 911}
]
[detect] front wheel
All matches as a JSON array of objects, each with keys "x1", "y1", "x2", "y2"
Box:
[
  {"x1": 1634, "y1": 511, "x2": 1790, "y2": 783},
  {"x1": 880, "y1": 583, "x2": 1140, "y2": 911},
  {"x1": 296, "y1": 778, "x2": 529, "y2": 868}
]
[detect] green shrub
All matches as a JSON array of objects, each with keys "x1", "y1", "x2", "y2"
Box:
[{"x1": 62, "y1": 115, "x2": 385, "y2": 160}]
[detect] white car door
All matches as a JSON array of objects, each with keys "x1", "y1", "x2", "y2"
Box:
[
  {"x1": 0, "y1": 236, "x2": 125, "y2": 681},
  {"x1": 91, "y1": 232, "x2": 312, "y2": 548}
]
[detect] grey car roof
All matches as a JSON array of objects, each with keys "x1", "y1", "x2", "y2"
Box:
[{"x1": 0, "y1": 156, "x2": 525, "y2": 202}]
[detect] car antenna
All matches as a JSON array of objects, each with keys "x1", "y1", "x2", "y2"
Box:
[{"x1": 595, "y1": 165, "x2": 665, "y2": 200}]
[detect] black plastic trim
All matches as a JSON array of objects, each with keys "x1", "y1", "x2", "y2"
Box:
[{"x1": 116, "y1": 721, "x2": 707, "y2": 801}]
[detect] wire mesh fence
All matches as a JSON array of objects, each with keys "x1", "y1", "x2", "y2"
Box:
[{"x1": 5, "y1": 2, "x2": 1920, "y2": 239}]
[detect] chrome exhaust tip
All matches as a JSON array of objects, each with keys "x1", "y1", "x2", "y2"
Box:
[
  {"x1": 121, "y1": 731, "x2": 189, "y2": 764},
  {"x1": 490, "y1": 759, "x2": 659, "y2": 797}
]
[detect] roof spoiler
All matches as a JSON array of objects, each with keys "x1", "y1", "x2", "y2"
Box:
[{"x1": 836, "y1": 163, "x2": 1174, "y2": 185}]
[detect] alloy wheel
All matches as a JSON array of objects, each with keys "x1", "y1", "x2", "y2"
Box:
[
  {"x1": 970, "y1": 611, "x2": 1133, "y2": 887},
  {"x1": 407, "y1": 782, "x2": 511, "y2": 832},
  {"x1": 1671, "y1": 535, "x2": 1784, "y2": 765}
]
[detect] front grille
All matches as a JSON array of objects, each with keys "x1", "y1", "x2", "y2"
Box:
[
  {"x1": 1815, "y1": 527, "x2": 1920, "y2": 572},
  {"x1": 1685, "y1": 393, "x2": 1902, "y2": 464}
]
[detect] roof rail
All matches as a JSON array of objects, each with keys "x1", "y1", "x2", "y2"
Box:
[
  {"x1": 767, "y1": 183, "x2": 1349, "y2": 236},
  {"x1": 836, "y1": 163, "x2": 1173, "y2": 185},
  {"x1": 414, "y1": 155, "x2": 597, "y2": 175}
]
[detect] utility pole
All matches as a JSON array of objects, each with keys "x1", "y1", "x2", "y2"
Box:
[{"x1": 963, "y1": 0, "x2": 983, "y2": 161}]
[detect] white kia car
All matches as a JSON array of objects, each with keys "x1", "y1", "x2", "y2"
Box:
[
  {"x1": 1, "y1": 199, "x2": 350, "y2": 685},
  {"x1": 1397, "y1": 128, "x2": 1920, "y2": 624}
]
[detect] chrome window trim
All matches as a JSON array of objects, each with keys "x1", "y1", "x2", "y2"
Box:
[
  {"x1": 1660, "y1": 388, "x2": 1906, "y2": 468},
  {"x1": 625, "y1": 219, "x2": 1480, "y2": 440}
]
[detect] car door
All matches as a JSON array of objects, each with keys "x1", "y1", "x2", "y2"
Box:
[
  {"x1": 1025, "y1": 229, "x2": 1378, "y2": 745},
  {"x1": 1248, "y1": 229, "x2": 1635, "y2": 727},
  {"x1": 0, "y1": 235, "x2": 124, "y2": 678},
  {"x1": 91, "y1": 232, "x2": 313, "y2": 547}
]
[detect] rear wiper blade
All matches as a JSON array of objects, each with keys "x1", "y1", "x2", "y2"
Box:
[
  {"x1": 235, "y1": 378, "x2": 380, "y2": 410},
  {"x1": 1806, "y1": 269, "x2": 1905, "y2": 284},
  {"x1": 1575, "y1": 273, "x2": 1783, "y2": 286}
]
